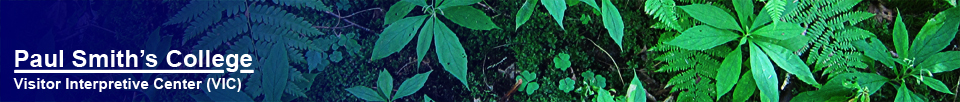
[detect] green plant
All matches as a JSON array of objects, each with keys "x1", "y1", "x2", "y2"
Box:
[
  {"x1": 846, "y1": 7, "x2": 960, "y2": 102},
  {"x1": 373, "y1": 0, "x2": 497, "y2": 88},
  {"x1": 559, "y1": 78, "x2": 575, "y2": 93},
  {"x1": 515, "y1": 0, "x2": 625, "y2": 49},
  {"x1": 516, "y1": 70, "x2": 540, "y2": 95},
  {"x1": 566, "y1": 71, "x2": 648, "y2": 102},
  {"x1": 781, "y1": 0, "x2": 876, "y2": 76},
  {"x1": 645, "y1": 1, "x2": 725, "y2": 101},
  {"x1": 554, "y1": 53, "x2": 572, "y2": 71},
  {"x1": 345, "y1": 70, "x2": 432, "y2": 102},
  {"x1": 163, "y1": 0, "x2": 340, "y2": 101},
  {"x1": 664, "y1": 0, "x2": 826, "y2": 101}
]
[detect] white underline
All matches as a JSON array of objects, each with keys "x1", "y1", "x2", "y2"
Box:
[{"x1": 13, "y1": 69, "x2": 256, "y2": 73}]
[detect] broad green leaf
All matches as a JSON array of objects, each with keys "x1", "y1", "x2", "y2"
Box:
[
  {"x1": 372, "y1": 15, "x2": 428, "y2": 60},
  {"x1": 627, "y1": 73, "x2": 647, "y2": 102},
  {"x1": 601, "y1": 0, "x2": 625, "y2": 49},
  {"x1": 597, "y1": 89, "x2": 616, "y2": 102},
  {"x1": 515, "y1": 0, "x2": 539, "y2": 29},
  {"x1": 402, "y1": 0, "x2": 427, "y2": 6},
  {"x1": 666, "y1": 25, "x2": 740, "y2": 50},
  {"x1": 394, "y1": 71, "x2": 433, "y2": 100},
  {"x1": 438, "y1": 0, "x2": 480, "y2": 9},
  {"x1": 559, "y1": 78, "x2": 575, "y2": 93},
  {"x1": 580, "y1": 0, "x2": 600, "y2": 10},
  {"x1": 920, "y1": 51, "x2": 960, "y2": 73},
  {"x1": 417, "y1": 16, "x2": 438, "y2": 68},
  {"x1": 566, "y1": 0, "x2": 580, "y2": 6},
  {"x1": 541, "y1": 0, "x2": 567, "y2": 30},
  {"x1": 919, "y1": 76, "x2": 955, "y2": 94},
  {"x1": 895, "y1": 83, "x2": 926, "y2": 102},
  {"x1": 751, "y1": 9, "x2": 771, "y2": 30},
  {"x1": 751, "y1": 22, "x2": 805, "y2": 40},
  {"x1": 733, "y1": 71, "x2": 756, "y2": 102},
  {"x1": 749, "y1": 42, "x2": 779, "y2": 102},
  {"x1": 949, "y1": 0, "x2": 957, "y2": 6},
  {"x1": 732, "y1": 0, "x2": 753, "y2": 30},
  {"x1": 910, "y1": 7, "x2": 960, "y2": 63},
  {"x1": 385, "y1": 1, "x2": 416, "y2": 25},
  {"x1": 554, "y1": 53, "x2": 572, "y2": 71},
  {"x1": 854, "y1": 38, "x2": 896, "y2": 68},
  {"x1": 892, "y1": 11, "x2": 911, "y2": 58},
  {"x1": 377, "y1": 70, "x2": 394, "y2": 100},
  {"x1": 679, "y1": 4, "x2": 742, "y2": 31},
  {"x1": 424, "y1": 95, "x2": 434, "y2": 102},
  {"x1": 717, "y1": 47, "x2": 742, "y2": 100},
  {"x1": 346, "y1": 86, "x2": 386, "y2": 101},
  {"x1": 841, "y1": 73, "x2": 888, "y2": 95},
  {"x1": 526, "y1": 82, "x2": 540, "y2": 95},
  {"x1": 433, "y1": 19, "x2": 470, "y2": 87},
  {"x1": 756, "y1": 42, "x2": 821, "y2": 88},
  {"x1": 263, "y1": 43, "x2": 289, "y2": 101},
  {"x1": 442, "y1": 6, "x2": 499, "y2": 30}
]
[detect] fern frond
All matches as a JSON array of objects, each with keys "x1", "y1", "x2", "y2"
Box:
[
  {"x1": 644, "y1": 0, "x2": 681, "y2": 31},
  {"x1": 193, "y1": 17, "x2": 249, "y2": 50},
  {"x1": 284, "y1": 82, "x2": 308, "y2": 98},
  {"x1": 271, "y1": 0, "x2": 331, "y2": 11},
  {"x1": 248, "y1": 5, "x2": 324, "y2": 36}
]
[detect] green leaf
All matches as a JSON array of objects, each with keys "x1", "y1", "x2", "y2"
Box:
[
  {"x1": 394, "y1": 71, "x2": 433, "y2": 100},
  {"x1": 594, "y1": 75, "x2": 607, "y2": 88},
  {"x1": 644, "y1": 0, "x2": 680, "y2": 31},
  {"x1": 751, "y1": 9, "x2": 771, "y2": 30},
  {"x1": 679, "y1": 4, "x2": 742, "y2": 31},
  {"x1": 920, "y1": 51, "x2": 960, "y2": 73},
  {"x1": 437, "y1": 0, "x2": 480, "y2": 9},
  {"x1": 559, "y1": 78, "x2": 575, "y2": 93},
  {"x1": 377, "y1": 70, "x2": 394, "y2": 100},
  {"x1": 442, "y1": 6, "x2": 499, "y2": 30},
  {"x1": 403, "y1": 0, "x2": 428, "y2": 6},
  {"x1": 751, "y1": 22, "x2": 805, "y2": 40},
  {"x1": 515, "y1": 0, "x2": 539, "y2": 29},
  {"x1": 756, "y1": 42, "x2": 821, "y2": 88},
  {"x1": 892, "y1": 12, "x2": 911, "y2": 58},
  {"x1": 895, "y1": 83, "x2": 926, "y2": 102},
  {"x1": 597, "y1": 89, "x2": 616, "y2": 102},
  {"x1": 424, "y1": 95, "x2": 433, "y2": 102},
  {"x1": 433, "y1": 19, "x2": 470, "y2": 87},
  {"x1": 541, "y1": 0, "x2": 567, "y2": 30},
  {"x1": 526, "y1": 82, "x2": 540, "y2": 95},
  {"x1": 263, "y1": 43, "x2": 290, "y2": 101},
  {"x1": 919, "y1": 76, "x2": 955, "y2": 94},
  {"x1": 666, "y1": 25, "x2": 741, "y2": 50},
  {"x1": 417, "y1": 16, "x2": 437, "y2": 68},
  {"x1": 910, "y1": 7, "x2": 960, "y2": 62},
  {"x1": 601, "y1": 0, "x2": 625, "y2": 49},
  {"x1": 627, "y1": 73, "x2": 648, "y2": 102},
  {"x1": 717, "y1": 47, "x2": 743, "y2": 99},
  {"x1": 749, "y1": 42, "x2": 779, "y2": 102},
  {"x1": 522, "y1": 71, "x2": 538, "y2": 82},
  {"x1": 554, "y1": 53, "x2": 572, "y2": 71},
  {"x1": 838, "y1": 73, "x2": 888, "y2": 95},
  {"x1": 732, "y1": 0, "x2": 754, "y2": 30},
  {"x1": 346, "y1": 86, "x2": 387, "y2": 101},
  {"x1": 733, "y1": 71, "x2": 756, "y2": 102},
  {"x1": 372, "y1": 15, "x2": 428, "y2": 60},
  {"x1": 330, "y1": 51, "x2": 343, "y2": 63},
  {"x1": 762, "y1": 0, "x2": 786, "y2": 26},
  {"x1": 580, "y1": 0, "x2": 600, "y2": 10},
  {"x1": 854, "y1": 38, "x2": 896, "y2": 68},
  {"x1": 385, "y1": 1, "x2": 416, "y2": 25}
]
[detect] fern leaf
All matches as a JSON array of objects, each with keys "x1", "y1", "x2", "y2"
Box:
[
  {"x1": 249, "y1": 5, "x2": 324, "y2": 36},
  {"x1": 193, "y1": 17, "x2": 249, "y2": 50},
  {"x1": 284, "y1": 82, "x2": 307, "y2": 98}
]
